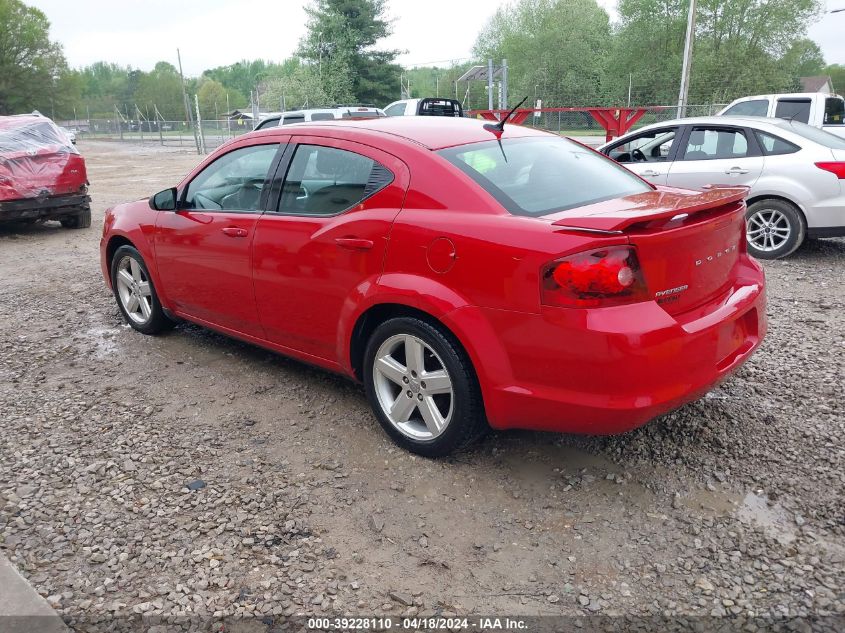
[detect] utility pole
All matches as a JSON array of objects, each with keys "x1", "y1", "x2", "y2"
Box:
[
  {"x1": 487, "y1": 58, "x2": 494, "y2": 111},
  {"x1": 194, "y1": 94, "x2": 206, "y2": 154},
  {"x1": 501, "y1": 59, "x2": 508, "y2": 110},
  {"x1": 677, "y1": 0, "x2": 696, "y2": 118},
  {"x1": 627, "y1": 73, "x2": 633, "y2": 107},
  {"x1": 177, "y1": 48, "x2": 200, "y2": 154}
]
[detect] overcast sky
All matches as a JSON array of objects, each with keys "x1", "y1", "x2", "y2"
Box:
[{"x1": 26, "y1": 0, "x2": 845, "y2": 77}]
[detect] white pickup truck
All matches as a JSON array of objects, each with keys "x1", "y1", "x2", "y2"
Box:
[{"x1": 719, "y1": 92, "x2": 845, "y2": 138}]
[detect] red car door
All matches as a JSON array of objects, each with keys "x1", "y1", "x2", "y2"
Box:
[
  {"x1": 154, "y1": 141, "x2": 283, "y2": 337},
  {"x1": 251, "y1": 136, "x2": 409, "y2": 362}
]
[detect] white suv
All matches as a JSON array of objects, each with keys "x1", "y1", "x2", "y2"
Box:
[{"x1": 255, "y1": 106, "x2": 384, "y2": 130}]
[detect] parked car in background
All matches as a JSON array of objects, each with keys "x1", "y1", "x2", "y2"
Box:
[
  {"x1": 599, "y1": 116, "x2": 845, "y2": 259},
  {"x1": 254, "y1": 106, "x2": 384, "y2": 130},
  {"x1": 101, "y1": 117, "x2": 765, "y2": 456},
  {"x1": 719, "y1": 92, "x2": 845, "y2": 139},
  {"x1": 383, "y1": 98, "x2": 464, "y2": 117},
  {"x1": 59, "y1": 127, "x2": 77, "y2": 144},
  {"x1": 0, "y1": 114, "x2": 91, "y2": 228}
]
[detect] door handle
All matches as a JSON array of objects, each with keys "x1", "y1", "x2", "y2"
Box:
[
  {"x1": 335, "y1": 237, "x2": 374, "y2": 250},
  {"x1": 221, "y1": 227, "x2": 248, "y2": 238},
  {"x1": 640, "y1": 169, "x2": 661, "y2": 177},
  {"x1": 725, "y1": 167, "x2": 749, "y2": 175}
]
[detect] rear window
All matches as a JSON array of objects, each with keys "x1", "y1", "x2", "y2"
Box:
[
  {"x1": 439, "y1": 137, "x2": 652, "y2": 217},
  {"x1": 722, "y1": 99, "x2": 769, "y2": 117},
  {"x1": 774, "y1": 99, "x2": 811, "y2": 124},
  {"x1": 824, "y1": 97, "x2": 844, "y2": 125},
  {"x1": 775, "y1": 120, "x2": 845, "y2": 149},
  {"x1": 419, "y1": 99, "x2": 463, "y2": 117}
]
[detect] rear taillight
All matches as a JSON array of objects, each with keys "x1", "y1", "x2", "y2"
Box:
[
  {"x1": 541, "y1": 246, "x2": 649, "y2": 308},
  {"x1": 815, "y1": 162, "x2": 845, "y2": 178}
]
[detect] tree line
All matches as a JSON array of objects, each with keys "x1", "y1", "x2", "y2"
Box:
[{"x1": 0, "y1": 0, "x2": 841, "y2": 121}]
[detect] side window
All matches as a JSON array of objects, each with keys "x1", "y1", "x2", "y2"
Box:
[
  {"x1": 824, "y1": 97, "x2": 844, "y2": 125},
  {"x1": 774, "y1": 99, "x2": 811, "y2": 124},
  {"x1": 278, "y1": 145, "x2": 393, "y2": 216},
  {"x1": 755, "y1": 131, "x2": 800, "y2": 156},
  {"x1": 607, "y1": 128, "x2": 677, "y2": 163},
  {"x1": 184, "y1": 144, "x2": 278, "y2": 211},
  {"x1": 310, "y1": 113, "x2": 335, "y2": 121},
  {"x1": 282, "y1": 114, "x2": 305, "y2": 125},
  {"x1": 682, "y1": 128, "x2": 748, "y2": 160},
  {"x1": 722, "y1": 99, "x2": 769, "y2": 117},
  {"x1": 384, "y1": 103, "x2": 406, "y2": 117}
]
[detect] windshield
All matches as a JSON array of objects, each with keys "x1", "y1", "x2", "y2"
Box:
[
  {"x1": 775, "y1": 120, "x2": 845, "y2": 149},
  {"x1": 439, "y1": 137, "x2": 652, "y2": 217}
]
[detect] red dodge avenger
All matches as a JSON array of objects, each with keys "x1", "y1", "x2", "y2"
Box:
[{"x1": 100, "y1": 117, "x2": 766, "y2": 456}]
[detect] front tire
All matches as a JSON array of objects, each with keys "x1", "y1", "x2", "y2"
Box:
[
  {"x1": 745, "y1": 199, "x2": 804, "y2": 260},
  {"x1": 363, "y1": 317, "x2": 487, "y2": 457},
  {"x1": 110, "y1": 245, "x2": 172, "y2": 334}
]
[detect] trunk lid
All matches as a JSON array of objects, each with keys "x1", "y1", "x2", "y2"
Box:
[{"x1": 548, "y1": 185, "x2": 748, "y2": 315}]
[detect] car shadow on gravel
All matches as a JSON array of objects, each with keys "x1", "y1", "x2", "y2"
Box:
[
  {"x1": 795, "y1": 235, "x2": 845, "y2": 260},
  {"x1": 0, "y1": 219, "x2": 67, "y2": 237}
]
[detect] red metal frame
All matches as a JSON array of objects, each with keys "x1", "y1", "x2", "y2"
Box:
[{"x1": 469, "y1": 107, "x2": 652, "y2": 142}]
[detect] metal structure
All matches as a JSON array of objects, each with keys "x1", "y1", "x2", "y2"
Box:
[
  {"x1": 677, "y1": 0, "x2": 697, "y2": 118},
  {"x1": 469, "y1": 106, "x2": 654, "y2": 141}
]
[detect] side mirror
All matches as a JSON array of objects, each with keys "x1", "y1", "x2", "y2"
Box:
[{"x1": 149, "y1": 187, "x2": 177, "y2": 211}]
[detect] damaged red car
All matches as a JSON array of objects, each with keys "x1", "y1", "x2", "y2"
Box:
[
  {"x1": 0, "y1": 114, "x2": 91, "y2": 228},
  {"x1": 100, "y1": 117, "x2": 766, "y2": 456}
]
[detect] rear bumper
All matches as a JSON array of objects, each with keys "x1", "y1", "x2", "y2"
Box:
[
  {"x1": 445, "y1": 260, "x2": 766, "y2": 434},
  {"x1": 0, "y1": 192, "x2": 90, "y2": 222}
]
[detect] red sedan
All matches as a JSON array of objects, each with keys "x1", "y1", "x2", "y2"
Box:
[{"x1": 100, "y1": 117, "x2": 766, "y2": 456}]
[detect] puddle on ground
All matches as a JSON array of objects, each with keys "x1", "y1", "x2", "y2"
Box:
[{"x1": 684, "y1": 489, "x2": 797, "y2": 545}]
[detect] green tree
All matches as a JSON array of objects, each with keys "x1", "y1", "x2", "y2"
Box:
[
  {"x1": 610, "y1": 0, "x2": 825, "y2": 106},
  {"x1": 197, "y1": 78, "x2": 234, "y2": 119},
  {"x1": 474, "y1": 0, "x2": 614, "y2": 107},
  {"x1": 134, "y1": 62, "x2": 183, "y2": 119},
  {"x1": 826, "y1": 64, "x2": 845, "y2": 93},
  {"x1": 298, "y1": 0, "x2": 401, "y2": 105},
  {"x1": 0, "y1": 0, "x2": 68, "y2": 115}
]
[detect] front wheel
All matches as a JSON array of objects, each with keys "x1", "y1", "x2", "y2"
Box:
[
  {"x1": 745, "y1": 199, "x2": 805, "y2": 260},
  {"x1": 110, "y1": 245, "x2": 172, "y2": 334},
  {"x1": 363, "y1": 317, "x2": 487, "y2": 457}
]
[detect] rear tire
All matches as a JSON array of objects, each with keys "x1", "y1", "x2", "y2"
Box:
[
  {"x1": 110, "y1": 245, "x2": 172, "y2": 335},
  {"x1": 745, "y1": 199, "x2": 804, "y2": 260},
  {"x1": 60, "y1": 207, "x2": 91, "y2": 229},
  {"x1": 363, "y1": 317, "x2": 488, "y2": 457}
]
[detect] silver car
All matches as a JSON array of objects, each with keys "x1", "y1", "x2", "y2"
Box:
[{"x1": 598, "y1": 116, "x2": 845, "y2": 259}]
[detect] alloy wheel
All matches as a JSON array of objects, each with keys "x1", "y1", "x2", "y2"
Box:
[
  {"x1": 747, "y1": 208, "x2": 791, "y2": 252},
  {"x1": 373, "y1": 334, "x2": 454, "y2": 440},
  {"x1": 115, "y1": 255, "x2": 153, "y2": 324}
]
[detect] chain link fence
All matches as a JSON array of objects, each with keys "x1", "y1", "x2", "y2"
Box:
[
  {"x1": 63, "y1": 104, "x2": 729, "y2": 153},
  {"x1": 522, "y1": 104, "x2": 728, "y2": 135}
]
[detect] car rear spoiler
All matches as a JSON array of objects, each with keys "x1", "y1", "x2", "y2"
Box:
[{"x1": 550, "y1": 186, "x2": 748, "y2": 233}]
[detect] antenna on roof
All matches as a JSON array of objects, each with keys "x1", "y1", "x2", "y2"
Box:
[{"x1": 483, "y1": 96, "x2": 529, "y2": 135}]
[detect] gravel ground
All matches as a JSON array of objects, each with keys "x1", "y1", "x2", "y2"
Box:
[{"x1": 0, "y1": 141, "x2": 843, "y2": 631}]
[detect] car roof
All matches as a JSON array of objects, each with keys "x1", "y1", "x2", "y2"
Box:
[
  {"x1": 607, "y1": 115, "x2": 801, "y2": 139},
  {"x1": 252, "y1": 116, "x2": 551, "y2": 150}
]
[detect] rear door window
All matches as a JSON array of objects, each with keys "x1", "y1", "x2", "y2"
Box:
[
  {"x1": 824, "y1": 97, "x2": 845, "y2": 125},
  {"x1": 774, "y1": 99, "x2": 811, "y2": 124},
  {"x1": 309, "y1": 113, "x2": 335, "y2": 121},
  {"x1": 722, "y1": 99, "x2": 769, "y2": 117},
  {"x1": 282, "y1": 114, "x2": 305, "y2": 125},
  {"x1": 278, "y1": 145, "x2": 392, "y2": 216},
  {"x1": 681, "y1": 127, "x2": 749, "y2": 160}
]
